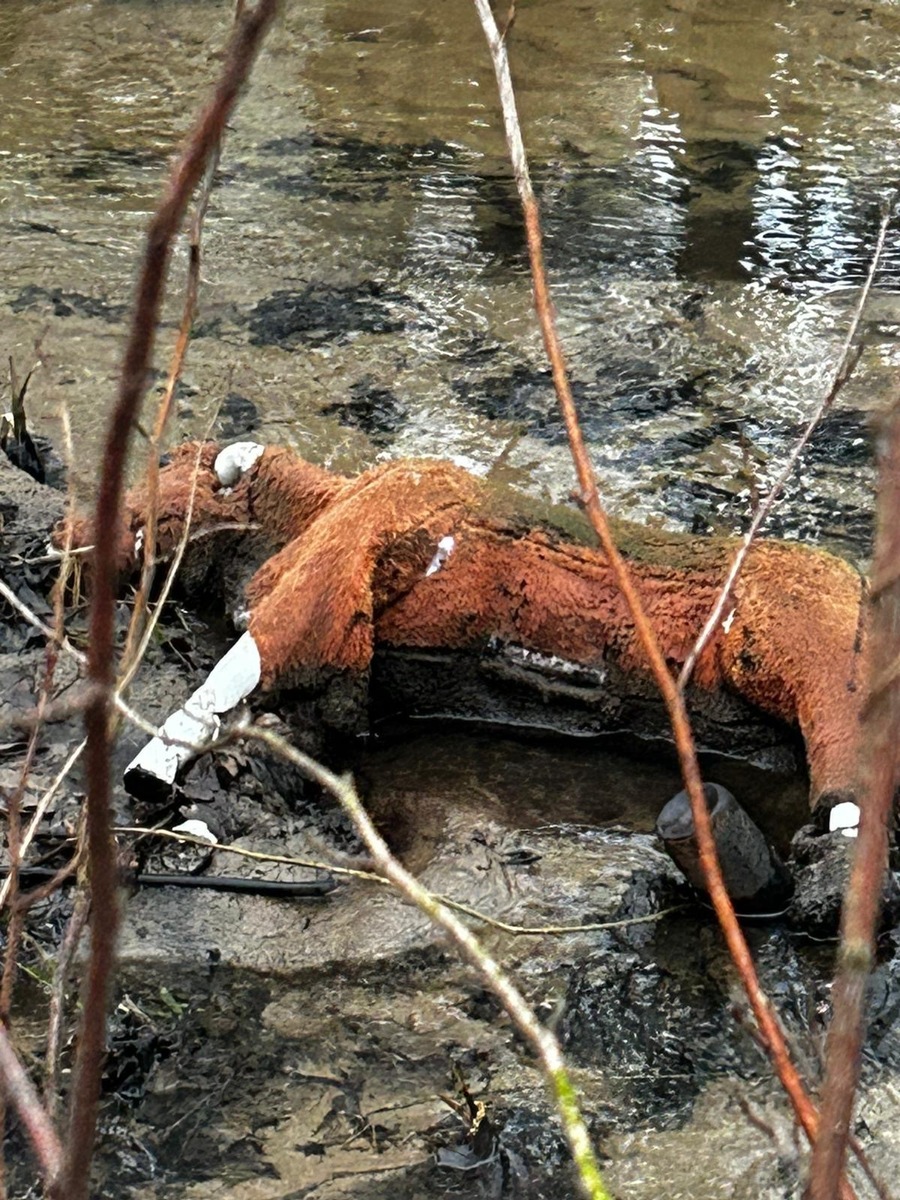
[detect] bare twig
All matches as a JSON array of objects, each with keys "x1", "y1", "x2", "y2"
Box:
[
  {"x1": 806, "y1": 401, "x2": 900, "y2": 1198},
  {"x1": 0, "y1": 683, "x2": 52, "y2": 1193},
  {"x1": 0, "y1": 1024, "x2": 63, "y2": 1189},
  {"x1": 15, "y1": 855, "x2": 81, "y2": 916},
  {"x1": 44, "y1": 893, "x2": 91, "y2": 1119},
  {"x1": 114, "y1": 825, "x2": 683, "y2": 934},
  {"x1": 0, "y1": 578, "x2": 85, "y2": 673},
  {"x1": 0, "y1": 406, "x2": 77, "y2": 1199},
  {"x1": 0, "y1": 579, "x2": 174, "y2": 744},
  {"x1": 63, "y1": 4, "x2": 278, "y2": 1197},
  {"x1": 122, "y1": 151, "x2": 221, "y2": 671},
  {"x1": 0, "y1": 741, "x2": 87, "y2": 913},
  {"x1": 117, "y1": 437, "x2": 210, "y2": 697},
  {"x1": 679, "y1": 199, "x2": 894, "y2": 690},
  {"x1": 470, "y1": 0, "x2": 846, "y2": 1187},
  {"x1": 237, "y1": 723, "x2": 612, "y2": 1200}
]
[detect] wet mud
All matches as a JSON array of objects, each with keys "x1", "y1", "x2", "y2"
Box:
[
  {"x1": 2, "y1": 456, "x2": 900, "y2": 1199},
  {"x1": 4, "y1": 0, "x2": 900, "y2": 1193}
]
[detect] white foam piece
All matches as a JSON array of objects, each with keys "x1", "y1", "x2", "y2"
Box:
[
  {"x1": 214, "y1": 441, "x2": 265, "y2": 487},
  {"x1": 125, "y1": 631, "x2": 262, "y2": 788},
  {"x1": 829, "y1": 800, "x2": 860, "y2": 838}
]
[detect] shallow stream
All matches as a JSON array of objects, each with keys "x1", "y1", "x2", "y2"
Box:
[
  {"x1": 3, "y1": 0, "x2": 900, "y2": 552},
  {"x1": 4, "y1": 1, "x2": 900, "y2": 1197}
]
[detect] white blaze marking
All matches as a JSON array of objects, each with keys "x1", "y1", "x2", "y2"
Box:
[
  {"x1": 425, "y1": 535, "x2": 456, "y2": 577},
  {"x1": 829, "y1": 801, "x2": 860, "y2": 838}
]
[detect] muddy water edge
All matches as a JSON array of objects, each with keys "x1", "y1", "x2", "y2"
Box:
[{"x1": 4, "y1": 0, "x2": 900, "y2": 1197}]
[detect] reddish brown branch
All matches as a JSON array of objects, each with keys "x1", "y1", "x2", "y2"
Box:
[
  {"x1": 62, "y1": 5, "x2": 278, "y2": 1198},
  {"x1": 806, "y1": 401, "x2": 900, "y2": 1198},
  {"x1": 472, "y1": 0, "x2": 848, "y2": 1188},
  {"x1": 0, "y1": 1025, "x2": 63, "y2": 1189}
]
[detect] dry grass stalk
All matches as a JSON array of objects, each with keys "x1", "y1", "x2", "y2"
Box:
[
  {"x1": 43, "y1": 894, "x2": 91, "y2": 1121},
  {"x1": 807, "y1": 400, "x2": 900, "y2": 1198},
  {"x1": 0, "y1": 739, "x2": 87, "y2": 914},
  {"x1": 470, "y1": 1, "x2": 851, "y2": 1190}
]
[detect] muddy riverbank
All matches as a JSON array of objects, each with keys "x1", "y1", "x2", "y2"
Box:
[
  {"x1": 5, "y1": 0, "x2": 900, "y2": 1194},
  {"x1": 2, "y1": 451, "x2": 900, "y2": 1199}
]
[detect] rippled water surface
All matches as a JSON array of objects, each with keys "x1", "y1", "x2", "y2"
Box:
[
  {"x1": 5, "y1": 4, "x2": 900, "y2": 1196},
  {"x1": 4, "y1": 0, "x2": 900, "y2": 554}
]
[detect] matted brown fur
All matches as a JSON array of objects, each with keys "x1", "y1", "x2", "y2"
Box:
[{"x1": 71, "y1": 440, "x2": 867, "y2": 809}]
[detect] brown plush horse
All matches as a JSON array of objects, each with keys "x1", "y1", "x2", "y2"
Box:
[{"x1": 69, "y1": 440, "x2": 867, "y2": 810}]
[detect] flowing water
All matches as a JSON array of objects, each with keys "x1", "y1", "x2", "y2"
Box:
[
  {"x1": 4, "y1": 1, "x2": 900, "y2": 1196},
  {"x1": 3, "y1": 0, "x2": 900, "y2": 552}
]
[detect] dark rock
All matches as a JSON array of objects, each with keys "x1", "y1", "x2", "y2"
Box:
[
  {"x1": 452, "y1": 362, "x2": 713, "y2": 447},
  {"x1": 321, "y1": 376, "x2": 407, "y2": 446},
  {"x1": 802, "y1": 408, "x2": 872, "y2": 468},
  {"x1": 10, "y1": 284, "x2": 128, "y2": 324},
  {"x1": 787, "y1": 824, "x2": 900, "y2": 937},
  {"x1": 216, "y1": 392, "x2": 260, "y2": 440},
  {"x1": 247, "y1": 281, "x2": 407, "y2": 349},
  {"x1": 559, "y1": 929, "x2": 729, "y2": 1127}
]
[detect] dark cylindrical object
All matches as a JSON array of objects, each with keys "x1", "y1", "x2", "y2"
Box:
[{"x1": 656, "y1": 782, "x2": 793, "y2": 916}]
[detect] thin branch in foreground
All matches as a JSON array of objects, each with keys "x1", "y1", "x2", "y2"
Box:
[
  {"x1": 469, "y1": 2, "x2": 848, "y2": 1190},
  {"x1": 679, "y1": 197, "x2": 895, "y2": 690},
  {"x1": 0, "y1": 1024, "x2": 63, "y2": 1190},
  {"x1": 44, "y1": 893, "x2": 90, "y2": 1120},
  {"x1": 122, "y1": 149, "x2": 221, "y2": 672},
  {"x1": 64, "y1": 4, "x2": 278, "y2": 1198},
  {"x1": 237, "y1": 723, "x2": 613, "y2": 1200},
  {"x1": 0, "y1": 403, "x2": 77, "y2": 1199},
  {"x1": 806, "y1": 400, "x2": 900, "y2": 1198}
]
